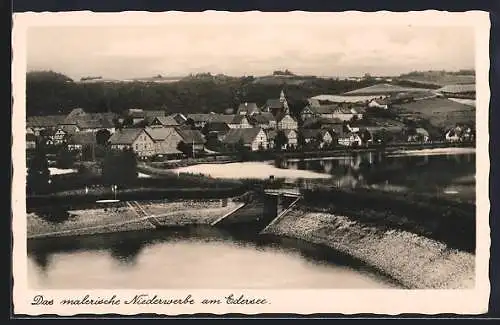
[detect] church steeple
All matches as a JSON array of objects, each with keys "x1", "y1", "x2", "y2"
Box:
[{"x1": 279, "y1": 89, "x2": 289, "y2": 113}]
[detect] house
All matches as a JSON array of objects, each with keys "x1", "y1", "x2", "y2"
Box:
[
  {"x1": 186, "y1": 114, "x2": 213, "y2": 129},
  {"x1": 208, "y1": 114, "x2": 252, "y2": 129},
  {"x1": 175, "y1": 128, "x2": 206, "y2": 153},
  {"x1": 262, "y1": 90, "x2": 289, "y2": 116},
  {"x1": 284, "y1": 129, "x2": 298, "y2": 149},
  {"x1": 338, "y1": 132, "x2": 363, "y2": 147},
  {"x1": 26, "y1": 115, "x2": 66, "y2": 135},
  {"x1": 149, "y1": 116, "x2": 180, "y2": 128},
  {"x1": 108, "y1": 128, "x2": 156, "y2": 158},
  {"x1": 236, "y1": 102, "x2": 260, "y2": 116},
  {"x1": 204, "y1": 122, "x2": 231, "y2": 141},
  {"x1": 123, "y1": 109, "x2": 166, "y2": 125},
  {"x1": 248, "y1": 113, "x2": 277, "y2": 129},
  {"x1": 53, "y1": 128, "x2": 70, "y2": 145},
  {"x1": 77, "y1": 115, "x2": 116, "y2": 133},
  {"x1": 144, "y1": 126, "x2": 184, "y2": 157},
  {"x1": 301, "y1": 129, "x2": 334, "y2": 148},
  {"x1": 222, "y1": 128, "x2": 269, "y2": 151},
  {"x1": 407, "y1": 128, "x2": 430, "y2": 143},
  {"x1": 276, "y1": 112, "x2": 298, "y2": 130},
  {"x1": 26, "y1": 134, "x2": 37, "y2": 149}
]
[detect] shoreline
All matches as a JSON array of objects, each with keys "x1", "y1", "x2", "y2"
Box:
[{"x1": 260, "y1": 208, "x2": 475, "y2": 289}]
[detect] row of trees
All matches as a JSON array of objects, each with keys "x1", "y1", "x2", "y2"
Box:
[{"x1": 26, "y1": 70, "x2": 381, "y2": 120}]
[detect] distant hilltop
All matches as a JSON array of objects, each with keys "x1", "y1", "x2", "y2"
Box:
[
  {"x1": 397, "y1": 70, "x2": 475, "y2": 86},
  {"x1": 28, "y1": 69, "x2": 475, "y2": 86}
]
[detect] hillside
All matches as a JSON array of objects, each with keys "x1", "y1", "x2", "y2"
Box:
[
  {"x1": 397, "y1": 70, "x2": 475, "y2": 86},
  {"x1": 25, "y1": 70, "x2": 378, "y2": 118}
]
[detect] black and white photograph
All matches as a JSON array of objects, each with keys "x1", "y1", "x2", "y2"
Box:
[{"x1": 12, "y1": 11, "x2": 490, "y2": 315}]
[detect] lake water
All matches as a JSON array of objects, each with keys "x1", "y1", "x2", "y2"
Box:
[
  {"x1": 27, "y1": 227, "x2": 398, "y2": 289},
  {"x1": 174, "y1": 149, "x2": 475, "y2": 200}
]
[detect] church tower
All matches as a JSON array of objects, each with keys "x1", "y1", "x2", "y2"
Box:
[{"x1": 279, "y1": 89, "x2": 289, "y2": 113}]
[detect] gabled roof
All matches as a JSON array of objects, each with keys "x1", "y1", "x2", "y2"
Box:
[
  {"x1": 205, "y1": 122, "x2": 231, "y2": 133},
  {"x1": 108, "y1": 128, "x2": 147, "y2": 145},
  {"x1": 186, "y1": 114, "x2": 213, "y2": 122},
  {"x1": 236, "y1": 102, "x2": 260, "y2": 115},
  {"x1": 175, "y1": 128, "x2": 205, "y2": 144},
  {"x1": 145, "y1": 126, "x2": 180, "y2": 141},
  {"x1": 222, "y1": 128, "x2": 265, "y2": 145},
  {"x1": 150, "y1": 116, "x2": 179, "y2": 126},
  {"x1": 26, "y1": 115, "x2": 66, "y2": 128},
  {"x1": 207, "y1": 114, "x2": 237, "y2": 124}
]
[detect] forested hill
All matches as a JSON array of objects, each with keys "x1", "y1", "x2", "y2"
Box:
[{"x1": 26, "y1": 70, "x2": 428, "y2": 117}]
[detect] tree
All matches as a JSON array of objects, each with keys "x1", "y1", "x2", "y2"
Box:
[
  {"x1": 27, "y1": 145, "x2": 50, "y2": 194},
  {"x1": 297, "y1": 132, "x2": 306, "y2": 149},
  {"x1": 122, "y1": 116, "x2": 134, "y2": 127},
  {"x1": 101, "y1": 148, "x2": 138, "y2": 185},
  {"x1": 177, "y1": 141, "x2": 193, "y2": 157},
  {"x1": 274, "y1": 130, "x2": 288, "y2": 151},
  {"x1": 96, "y1": 129, "x2": 111, "y2": 146},
  {"x1": 55, "y1": 146, "x2": 75, "y2": 169}
]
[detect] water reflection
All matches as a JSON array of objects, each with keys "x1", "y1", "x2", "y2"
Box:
[
  {"x1": 278, "y1": 152, "x2": 475, "y2": 195},
  {"x1": 27, "y1": 227, "x2": 399, "y2": 289}
]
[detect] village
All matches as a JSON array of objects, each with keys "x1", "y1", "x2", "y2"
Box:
[{"x1": 26, "y1": 81, "x2": 476, "y2": 166}]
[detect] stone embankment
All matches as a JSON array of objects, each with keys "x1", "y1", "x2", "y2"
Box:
[
  {"x1": 28, "y1": 199, "x2": 243, "y2": 239},
  {"x1": 261, "y1": 208, "x2": 475, "y2": 289}
]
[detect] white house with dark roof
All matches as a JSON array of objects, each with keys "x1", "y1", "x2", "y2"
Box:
[
  {"x1": 108, "y1": 128, "x2": 156, "y2": 157},
  {"x1": 222, "y1": 127, "x2": 269, "y2": 151},
  {"x1": 276, "y1": 112, "x2": 298, "y2": 130},
  {"x1": 145, "y1": 126, "x2": 184, "y2": 156}
]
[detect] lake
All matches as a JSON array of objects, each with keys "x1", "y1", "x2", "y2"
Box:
[
  {"x1": 27, "y1": 227, "x2": 398, "y2": 289},
  {"x1": 174, "y1": 149, "x2": 475, "y2": 200}
]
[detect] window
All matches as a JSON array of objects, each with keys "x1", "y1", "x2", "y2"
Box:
[{"x1": 135, "y1": 144, "x2": 139, "y2": 150}]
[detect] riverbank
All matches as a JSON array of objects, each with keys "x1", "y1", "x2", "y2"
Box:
[
  {"x1": 140, "y1": 143, "x2": 475, "y2": 170},
  {"x1": 261, "y1": 207, "x2": 475, "y2": 289}
]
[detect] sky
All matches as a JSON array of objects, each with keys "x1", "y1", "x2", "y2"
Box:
[{"x1": 26, "y1": 17, "x2": 475, "y2": 80}]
